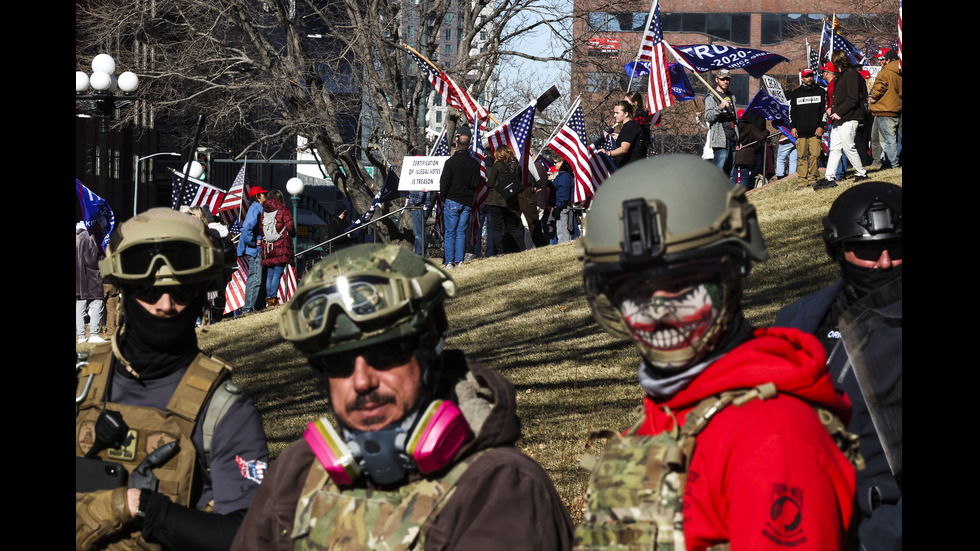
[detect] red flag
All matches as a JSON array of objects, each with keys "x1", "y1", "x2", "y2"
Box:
[{"x1": 408, "y1": 49, "x2": 489, "y2": 124}]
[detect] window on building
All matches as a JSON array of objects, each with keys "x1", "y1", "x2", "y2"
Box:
[
  {"x1": 586, "y1": 72, "x2": 625, "y2": 93},
  {"x1": 445, "y1": 13, "x2": 452, "y2": 23},
  {"x1": 761, "y1": 13, "x2": 826, "y2": 45},
  {"x1": 407, "y1": 25, "x2": 414, "y2": 38},
  {"x1": 662, "y1": 13, "x2": 752, "y2": 45},
  {"x1": 445, "y1": 44, "x2": 452, "y2": 56},
  {"x1": 446, "y1": 28, "x2": 451, "y2": 40},
  {"x1": 434, "y1": 94, "x2": 442, "y2": 107},
  {"x1": 436, "y1": 110, "x2": 443, "y2": 123},
  {"x1": 480, "y1": 31, "x2": 487, "y2": 40}
]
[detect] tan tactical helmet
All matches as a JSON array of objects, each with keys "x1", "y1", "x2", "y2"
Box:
[
  {"x1": 279, "y1": 243, "x2": 457, "y2": 358},
  {"x1": 579, "y1": 155, "x2": 768, "y2": 368},
  {"x1": 99, "y1": 207, "x2": 223, "y2": 287}
]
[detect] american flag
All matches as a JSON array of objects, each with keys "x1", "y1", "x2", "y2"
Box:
[
  {"x1": 236, "y1": 455, "x2": 267, "y2": 484},
  {"x1": 897, "y1": 2, "x2": 902, "y2": 69},
  {"x1": 408, "y1": 49, "x2": 489, "y2": 124},
  {"x1": 547, "y1": 99, "x2": 612, "y2": 203},
  {"x1": 806, "y1": 38, "x2": 820, "y2": 73},
  {"x1": 487, "y1": 103, "x2": 536, "y2": 189},
  {"x1": 171, "y1": 171, "x2": 225, "y2": 215},
  {"x1": 223, "y1": 257, "x2": 249, "y2": 314},
  {"x1": 223, "y1": 256, "x2": 297, "y2": 314},
  {"x1": 637, "y1": 1, "x2": 673, "y2": 117},
  {"x1": 428, "y1": 128, "x2": 451, "y2": 157},
  {"x1": 820, "y1": 21, "x2": 866, "y2": 66},
  {"x1": 217, "y1": 164, "x2": 247, "y2": 227},
  {"x1": 469, "y1": 124, "x2": 488, "y2": 247},
  {"x1": 277, "y1": 264, "x2": 298, "y2": 304}
]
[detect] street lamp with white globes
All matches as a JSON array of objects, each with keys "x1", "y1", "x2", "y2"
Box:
[
  {"x1": 286, "y1": 177, "x2": 305, "y2": 263},
  {"x1": 76, "y1": 53, "x2": 140, "y2": 199}
]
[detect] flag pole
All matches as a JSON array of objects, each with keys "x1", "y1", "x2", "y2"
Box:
[
  {"x1": 627, "y1": 0, "x2": 660, "y2": 91},
  {"x1": 404, "y1": 44, "x2": 500, "y2": 125},
  {"x1": 663, "y1": 41, "x2": 726, "y2": 103},
  {"x1": 539, "y1": 96, "x2": 581, "y2": 160}
]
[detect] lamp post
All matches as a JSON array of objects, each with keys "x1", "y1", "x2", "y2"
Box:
[
  {"x1": 76, "y1": 54, "x2": 139, "y2": 199},
  {"x1": 286, "y1": 177, "x2": 305, "y2": 269}
]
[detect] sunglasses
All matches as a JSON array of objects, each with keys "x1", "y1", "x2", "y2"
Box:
[
  {"x1": 127, "y1": 283, "x2": 202, "y2": 304},
  {"x1": 313, "y1": 336, "x2": 417, "y2": 378},
  {"x1": 845, "y1": 240, "x2": 902, "y2": 262}
]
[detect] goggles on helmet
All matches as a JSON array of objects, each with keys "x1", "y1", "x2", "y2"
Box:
[
  {"x1": 281, "y1": 273, "x2": 420, "y2": 346},
  {"x1": 104, "y1": 239, "x2": 216, "y2": 281}
]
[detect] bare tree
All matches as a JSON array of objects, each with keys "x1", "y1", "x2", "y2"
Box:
[{"x1": 76, "y1": 0, "x2": 571, "y2": 242}]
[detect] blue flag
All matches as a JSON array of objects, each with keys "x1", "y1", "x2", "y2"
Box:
[
  {"x1": 75, "y1": 179, "x2": 115, "y2": 253},
  {"x1": 669, "y1": 64, "x2": 695, "y2": 101},
  {"x1": 821, "y1": 21, "x2": 866, "y2": 66},
  {"x1": 671, "y1": 44, "x2": 788, "y2": 78},
  {"x1": 625, "y1": 62, "x2": 694, "y2": 102},
  {"x1": 745, "y1": 89, "x2": 790, "y2": 122}
]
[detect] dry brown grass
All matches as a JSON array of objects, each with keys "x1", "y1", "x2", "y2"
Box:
[{"x1": 76, "y1": 166, "x2": 901, "y2": 523}]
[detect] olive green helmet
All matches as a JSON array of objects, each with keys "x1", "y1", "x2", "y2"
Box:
[
  {"x1": 579, "y1": 155, "x2": 768, "y2": 368},
  {"x1": 279, "y1": 243, "x2": 457, "y2": 358},
  {"x1": 99, "y1": 207, "x2": 224, "y2": 287}
]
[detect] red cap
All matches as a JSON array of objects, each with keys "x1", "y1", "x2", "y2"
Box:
[
  {"x1": 801, "y1": 68, "x2": 815, "y2": 77},
  {"x1": 820, "y1": 62, "x2": 837, "y2": 73},
  {"x1": 248, "y1": 186, "x2": 269, "y2": 198},
  {"x1": 874, "y1": 48, "x2": 892, "y2": 58}
]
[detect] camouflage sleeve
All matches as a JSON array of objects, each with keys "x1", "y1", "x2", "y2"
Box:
[{"x1": 422, "y1": 447, "x2": 574, "y2": 550}]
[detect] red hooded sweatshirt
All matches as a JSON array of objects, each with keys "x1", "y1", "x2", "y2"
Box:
[{"x1": 635, "y1": 327, "x2": 856, "y2": 550}]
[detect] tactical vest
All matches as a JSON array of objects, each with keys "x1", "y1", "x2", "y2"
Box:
[
  {"x1": 574, "y1": 383, "x2": 863, "y2": 551},
  {"x1": 291, "y1": 449, "x2": 489, "y2": 551},
  {"x1": 75, "y1": 343, "x2": 232, "y2": 508}
]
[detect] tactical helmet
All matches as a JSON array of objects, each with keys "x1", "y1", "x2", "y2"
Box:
[
  {"x1": 579, "y1": 155, "x2": 768, "y2": 368},
  {"x1": 823, "y1": 182, "x2": 903, "y2": 260},
  {"x1": 279, "y1": 243, "x2": 457, "y2": 358},
  {"x1": 99, "y1": 207, "x2": 224, "y2": 287}
]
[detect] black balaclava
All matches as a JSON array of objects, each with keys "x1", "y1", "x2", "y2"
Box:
[
  {"x1": 841, "y1": 261, "x2": 903, "y2": 306},
  {"x1": 116, "y1": 293, "x2": 200, "y2": 380}
]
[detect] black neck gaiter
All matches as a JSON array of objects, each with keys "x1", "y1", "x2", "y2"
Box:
[{"x1": 117, "y1": 295, "x2": 200, "y2": 380}]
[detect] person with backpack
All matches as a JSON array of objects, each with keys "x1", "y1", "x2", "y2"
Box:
[
  {"x1": 261, "y1": 189, "x2": 296, "y2": 307},
  {"x1": 818, "y1": 51, "x2": 870, "y2": 189},
  {"x1": 236, "y1": 186, "x2": 268, "y2": 312},
  {"x1": 575, "y1": 155, "x2": 856, "y2": 550}
]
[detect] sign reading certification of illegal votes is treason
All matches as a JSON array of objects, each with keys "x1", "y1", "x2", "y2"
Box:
[{"x1": 399, "y1": 156, "x2": 449, "y2": 191}]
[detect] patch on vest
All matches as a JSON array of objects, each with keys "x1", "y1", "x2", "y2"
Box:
[
  {"x1": 762, "y1": 484, "x2": 807, "y2": 547},
  {"x1": 106, "y1": 429, "x2": 139, "y2": 462},
  {"x1": 77, "y1": 421, "x2": 96, "y2": 455}
]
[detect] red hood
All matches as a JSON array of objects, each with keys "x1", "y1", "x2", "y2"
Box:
[{"x1": 650, "y1": 327, "x2": 851, "y2": 423}]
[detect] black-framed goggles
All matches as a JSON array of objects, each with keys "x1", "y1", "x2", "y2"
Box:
[{"x1": 106, "y1": 239, "x2": 214, "y2": 280}]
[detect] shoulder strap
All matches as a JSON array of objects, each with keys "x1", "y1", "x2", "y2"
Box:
[
  {"x1": 165, "y1": 353, "x2": 232, "y2": 436},
  {"x1": 201, "y1": 378, "x2": 242, "y2": 472},
  {"x1": 76, "y1": 343, "x2": 114, "y2": 412}
]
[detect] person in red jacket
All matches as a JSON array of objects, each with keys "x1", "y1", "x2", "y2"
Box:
[
  {"x1": 261, "y1": 189, "x2": 296, "y2": 307},
  {"x1": 575, "y1": 154, "x2": 855, "y2": 550}
]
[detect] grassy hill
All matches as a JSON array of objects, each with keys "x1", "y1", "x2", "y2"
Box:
[{"x1": 78, "y1": 167, "x2": 902, "y2": 522}]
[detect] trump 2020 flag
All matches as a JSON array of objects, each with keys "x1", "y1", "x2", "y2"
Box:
[
  {"x1": 76, "y1": 179, "x2": 115, "y2": 253},
  {"x1": 670, "y1": 44, "x2": 788, "y2": 78}
]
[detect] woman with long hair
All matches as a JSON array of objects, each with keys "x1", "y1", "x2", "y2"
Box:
[{"x1": 486, "y1": 145, "x2": 526, "y2": 255}]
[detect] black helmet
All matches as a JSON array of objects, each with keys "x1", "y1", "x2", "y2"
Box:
[{"x1": 823, "y1": 182, "x2": 902, "y2": 260}]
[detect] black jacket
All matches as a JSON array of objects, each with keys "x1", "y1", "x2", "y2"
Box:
[
  {"x1": 789, "y1": 83, "x2": 828, "y2": 137},
  {"x1": 440, "y1": 149, "x2": 481, "y2": 207}
]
